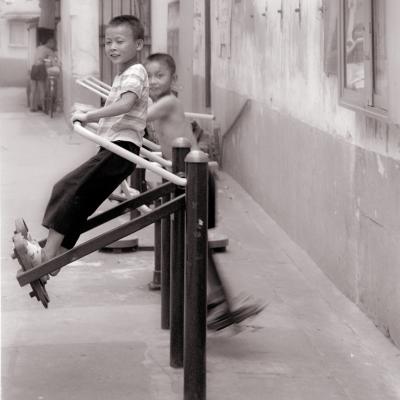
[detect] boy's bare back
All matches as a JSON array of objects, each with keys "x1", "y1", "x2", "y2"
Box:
[{"x1": 148, "y1": 94, "x2": 195, "y2": 160}]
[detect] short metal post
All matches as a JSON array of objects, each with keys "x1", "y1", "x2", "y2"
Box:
[
  {"x1": 161, "y1": 179, "x2": 171, "y2": 329},
  {"x1": 130, "y1": 167, "x2": 146, "y2": 220},
  {"x1": 148, "y1": 162, "x2": 163, "y2": 290},
  {"x1": 184, "y1": 150, "x2": 209, "y2": 400},
  {"x1": 170, "y1": 138, "x2": 191, "y2": 368},
  {"x1": 149, "y1": 197, "x2": 162, "y2": 290}
]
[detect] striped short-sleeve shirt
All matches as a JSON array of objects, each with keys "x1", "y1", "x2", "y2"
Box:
[{"x1": 97, "y1": 63, "x2": 149, "y2": 147}]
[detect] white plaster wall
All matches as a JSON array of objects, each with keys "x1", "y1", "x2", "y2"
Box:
[
  {"x1": 386, "y1": 0, "x2": 400, "y2": 125},
  {"x1": 0, "y1": 0, "x2": 39, "y2": 58},
  {"x1": 210, "y1": 0, "x2": 356, "y2": 140},
  {"x1": 191, "y1": 0, "x2": 400, "y2": 160},
  {"x1": 151, "y1": 0, "x2": 168, "y2": 53},
  {"x1": 60, "y1": 0, "x2": 100, "y2": 114},
  {"x1": 0, "y1": 18, "x2": 9, "y2": 55},
  {"x1": 150, "y1": 0, "x2": 194, "y2": 109},
  {"x1": 189, "y1": 0, "x2": 400, "y2": 346},
  {"x1": 69, "y1": 0, "x2": 99, "y2": 78}
]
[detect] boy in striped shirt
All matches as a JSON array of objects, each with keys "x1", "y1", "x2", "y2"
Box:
[{"x1": 14, "y1": 15, "x2": 148, "y2": 270}]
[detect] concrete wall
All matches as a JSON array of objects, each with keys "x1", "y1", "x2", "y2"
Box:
[
  {"x1": 188, "y1": 0, "x2": 400, "y2": 346},
  {"x1": 0, "y1": 57, "x2": 28, "y2": 86},
  {"x1": 151, "y1": 0, "x2": 168, "y2": 53}
]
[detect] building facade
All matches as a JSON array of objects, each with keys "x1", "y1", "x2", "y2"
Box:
[
  {"x1": 22, "y1": 0, "x2": 399, "y2": 346},
  {"x1": 0, "y1": 0, "x2": 40, "y2": 86},
  {"x1": 181, "y1": 0, "x2": 400, "y2": 347}
]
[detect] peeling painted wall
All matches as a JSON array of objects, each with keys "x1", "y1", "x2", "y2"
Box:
[{"x1": 189, "y1": 0, "x2": 400, "y2": 346}]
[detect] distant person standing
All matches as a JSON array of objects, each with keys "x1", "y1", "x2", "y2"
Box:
[{"x1": 29, "y1": 38, "x2": 56, "y2": 112}]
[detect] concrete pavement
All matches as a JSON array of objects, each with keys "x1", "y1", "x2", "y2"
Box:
[{"x1": 1, "y1": 87, "x2": 400, "y2": 400}]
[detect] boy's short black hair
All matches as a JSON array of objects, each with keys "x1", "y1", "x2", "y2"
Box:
[
  {"x1": 108, "y1": 15, "x2": 144, "y2": 41},
  {"x1": 146, "y1": 53, "x2": 176, "y2": 75}
]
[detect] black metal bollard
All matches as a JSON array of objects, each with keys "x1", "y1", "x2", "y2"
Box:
[
  {"x1": 184, "y1": 150, "x2": 209, "y2": 400},
  {"x1": 161, "y1": 178, "x2": 171, "y2": 329},
  {"x1": 170, "y1": 138, "x2": 191, "y2": 368},
  {"x1": 130, "y1": 167, "x2": 146, "y2": 220},
  {"x1": 149, "y1": 197, "x2": 162, "y2": 290}
]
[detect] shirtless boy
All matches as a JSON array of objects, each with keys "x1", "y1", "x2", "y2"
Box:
[
  {"x1": 145, "y1": 53, "x2": 196, "y2": 159},
  {"x1": 144, "y1": 53, "x2": 265, "y2": 330}
]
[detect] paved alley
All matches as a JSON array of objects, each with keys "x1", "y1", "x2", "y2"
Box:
[{"x1": 1, "y1": 87, "x2": 400, "y2": 400}]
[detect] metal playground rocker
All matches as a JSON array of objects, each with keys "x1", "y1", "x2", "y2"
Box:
[{"x1": 10, "y1": 76, "x2": 265, "y2": 400}]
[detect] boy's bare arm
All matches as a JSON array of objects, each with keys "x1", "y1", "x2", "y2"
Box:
[
  {"x1": 71, "y1": 102, "x2": 96, "y2": 113},
  {"x1": 147, "y1": 94, "x2": 177, "y2": 122},
  {"x1": 71, "y1": 91, "x2": 138, "y2": 124}
]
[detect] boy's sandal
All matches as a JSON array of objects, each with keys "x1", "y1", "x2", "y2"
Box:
[
  {"x1": 231, "y1": 301, "x2": 266, "y2": 324},
  {"x1": 207, "y1": 300, "x2": 266, "y2": 331},
  {"x1": 12, "y1": 233, "x2": 50, "y2": 308},
  {"x1": 14, "y1": 218, "x2": 30, "y2": 240},
  {"x1": 207, "y1": 297, "x2": 225, "y2": 312}
]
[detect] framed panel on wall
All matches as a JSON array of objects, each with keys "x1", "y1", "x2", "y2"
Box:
[{"x1": 338, "y1": 0, "x2": 388, "y2": 119}]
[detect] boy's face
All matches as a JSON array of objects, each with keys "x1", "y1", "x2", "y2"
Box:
[
  {"x1": 105, "y1": 24, "x2": 143, "y2": 70},
  {"x1": 146, "y1": 61, "x2": 176, "y2": 101}
]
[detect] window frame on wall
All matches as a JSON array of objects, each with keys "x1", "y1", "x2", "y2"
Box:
[
  {"x1": 8, "y1": 19, "x2": 28, "y2": 48},
  {"x1": 338, "y1": 0, "x2": 387, "y2": 120}
]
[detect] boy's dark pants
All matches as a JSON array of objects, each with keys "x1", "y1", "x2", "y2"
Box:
[{"x1": 42, "y1": 141, "x2": 139, "y2": 249}]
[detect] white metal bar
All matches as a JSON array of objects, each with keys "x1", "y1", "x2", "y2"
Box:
[
  {"x1": 76, "y1": 79, "x2": 108, "y2": 100},
  {"x1": 140, "y1": 147, "x2": 172, "y2": 168},
  {"x1": 77, "y1": 78, "x2": 202, "y2": 153},
  {"x1": 88, "y1": 76, "x2": 112, "y2": 90},
  {"x1": 184, "y1": 112, "x2": 215, "y2": 120},
  {"x1": 81, "y1": 78, "x2": 110, "y2": 95},
  {"x1": 120, "y1": 180, "x2": 152, "y2": 214},
  {"x1": 80, "y1": 79, "x2": 214, "y2": 121},
  {"x1": 73, "y1": 122, "x2": 187, "y2": 186},
  {"x1": 86, "y1": 122, "x2": 161, "y2": 152},
  {"x1": 143, "y1": 138, "x2": 161, "y2": 151}
]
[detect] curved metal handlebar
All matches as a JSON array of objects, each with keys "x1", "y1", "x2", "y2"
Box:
[
  {"x1": 120, "y1": 180, "x2": 151, "y2": 214},
  {"x1": 76, "y1": 79, "x2": 108, "y2": 100},
  {"x1": 73, "y1": 122, "x2": 187, "y2": 186},
  {"x1": 77, "y1": 77, "x2": 215, "y2": 121},
  {"x1": 82, "y1": 79, "x2": 109, "y2": 96},
  {"x1": 184, "y1": 112, "x2": 215, "y2": 120},
  {"x1": 88, "y1": 76, "x2": 112, "y2": 91},
  {"x1": 88, "y1": 76, "x2": 112, "y2": 90},
  {"x1": 86, "y1": 122, "x2": 161, "y2": 153},
  {"x1": 139, "y1": 146, "x2": 172, "y2": 168},
  {"x1": 142, "y1": 138, "x2": 161, "y2": 151}
]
